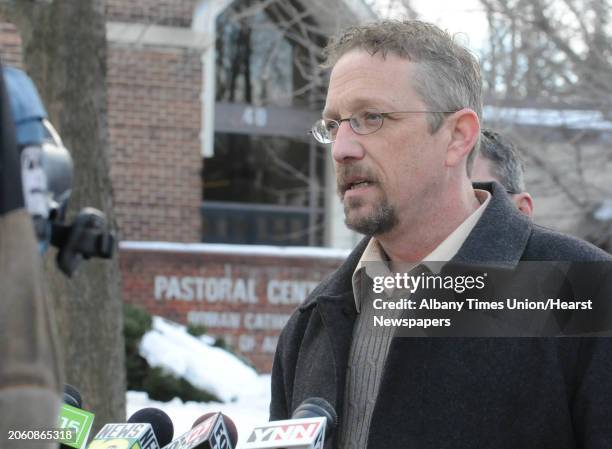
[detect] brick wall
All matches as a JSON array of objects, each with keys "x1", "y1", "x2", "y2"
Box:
[
  {"x1": 108, "y1": 44, "x2": 203, "y2": 242},
  {"x1": 106, "y1": 0, "x2": 200, "y2": 27},
  {"x1": 120, "y1": 243, "x2": 347, "y2": 372}
]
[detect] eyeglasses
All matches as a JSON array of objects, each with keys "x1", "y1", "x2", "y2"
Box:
[{"x1": 309, "y1": 109, "x2": 459, "y2": 144}]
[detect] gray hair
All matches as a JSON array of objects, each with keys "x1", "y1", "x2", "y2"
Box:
[
  {"x1": 323, "y1": 20, "x2": 483, "y2": 171},
  {"x1": 479, "y1": 128, "x2": 526, "y2": 193}
]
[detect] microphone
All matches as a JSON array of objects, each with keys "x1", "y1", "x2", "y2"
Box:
[
  {"x1": 128, "y1": 408, "x2": 175, "y2": 447},
  {"x1": 86, "y1": 407, "x2": 174, "y2": 449},
  {"x1": 58, "y1": 384, "x2": 95, "y2": 449},
  {"x1": 63, "y1": 384, "x2": 82, "y2": 408},
  {"x1": 161, "y1": 411, "x2": 237, "y2": 449},
  {"x1": 242, "y1": 397, "x2": 337, "y2": 449},
  {"x1": 291, "y1": 398, "x2": 337, "y2": 438}
]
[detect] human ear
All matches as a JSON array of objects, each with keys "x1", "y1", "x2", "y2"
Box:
[
  {"x1": 512, "y1": 192, "x2": 534, "y2": 218},
  {"x1": 444, "y1": 109, "x2": 480, "y2": 169}
]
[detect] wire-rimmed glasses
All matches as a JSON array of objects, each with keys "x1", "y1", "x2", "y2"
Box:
[{"x1": 310, "y1": 109, "x2": 459, "y2": 144}]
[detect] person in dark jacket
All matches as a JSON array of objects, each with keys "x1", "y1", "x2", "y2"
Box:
[{"x1": 271, "y1": 20, "x2": 612, "y2": 449}]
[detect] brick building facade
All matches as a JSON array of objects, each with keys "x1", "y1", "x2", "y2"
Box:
[
  {"x1": 0, "y1": 1, "x2": 357, "y2": 373},
  {"x1": 107, "y1": 44, "x2": 202, "y2": 242},
  {"x1": 107, "y1": 1, "x2": 203, "y2": 242}
]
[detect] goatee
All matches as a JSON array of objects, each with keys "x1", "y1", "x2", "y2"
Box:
[{"x1": 344, "y1": 196, "x2": 398, "y2": 236}]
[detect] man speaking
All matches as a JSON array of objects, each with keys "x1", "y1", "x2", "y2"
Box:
[{"x1": 270, "y1": 20, "x2": 612, "y2": 449}]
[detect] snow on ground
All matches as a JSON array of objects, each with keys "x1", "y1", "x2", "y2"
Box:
[
  {"x1": 131, "y1": 316, "x2": 271, "y2": 447},
  {"x1": 140, "y1": 316, "x2": 261, "y2": 403}
]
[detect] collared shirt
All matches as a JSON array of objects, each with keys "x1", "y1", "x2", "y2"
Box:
[{"x1": 351, "y1": 189, "x2": 491, "y2": 312}]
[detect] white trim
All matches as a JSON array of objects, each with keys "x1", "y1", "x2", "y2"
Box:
[
  {"x1": 119, "y1": 241, "x2": 351, "y2": 259},
  {"x1": 106, "y1": 21, "x2": 210, "y2": 49},
  {"x1": 192, "y1": 0, "x2": 236, "y2": 158}
]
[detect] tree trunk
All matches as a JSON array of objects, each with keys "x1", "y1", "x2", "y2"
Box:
[{"x1": 7, "y1": 0, "x2": 125, "y2": 432}]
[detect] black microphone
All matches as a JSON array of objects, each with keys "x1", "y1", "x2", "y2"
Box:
[
  {"x1": 161, "y1": 411, "x2": 237, "y2": 449},
  {"x1": 59, "y1": 384, "x2": 81, "y2": 448},
  {"x1": 242, "y1": 397, "x2": 337, "y2": 449},
  {"x1": 87, "y1": 407, "x2": 173, "y2": 448},
  {"x1": 58, "y1": 384, "x2": 95, "y2": 449},
  {"x1": 63, "y1": 384, "x2": 82, "y2": 408},
  {"x1": 128, "y1": 407, "x2": 175, "y2": 447},
  {"x1": 291, "y1": 397, "x2": 337, "y2": 440}
]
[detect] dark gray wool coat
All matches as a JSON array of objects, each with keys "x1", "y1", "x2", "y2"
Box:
[{"x1": 270, "y1": 182, "x2": 612, "y2": 449}]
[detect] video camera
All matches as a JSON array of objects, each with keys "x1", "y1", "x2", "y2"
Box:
[{"x1": 4, "y1": 66, "x2": 115, "y2": 276}]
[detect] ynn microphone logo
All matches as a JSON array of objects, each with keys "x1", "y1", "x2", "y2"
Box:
[{"x1": 247, "y1": 421, "x2": 322, "y2": 443}]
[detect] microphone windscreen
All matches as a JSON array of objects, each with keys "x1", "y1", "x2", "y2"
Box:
[
  {"x1": 128, "y1": 407, "x2": 174, "y2": 447},
  {"x1": 191, "y1": 412, "x2": 216, "y2": 428},
  {"x1": 63, "y1": 384, "x2": 82, "y2": 408},
  {"x1": 292, "y1": 397, "x2": 338, "y2": 437},
  {"x1": 192, "y1": 412, "x2": 238, "y2": 448}
]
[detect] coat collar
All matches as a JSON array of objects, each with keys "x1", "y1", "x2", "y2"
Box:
[
  {"x1": 299, "y1": 237, "x2": 368, "y2": 310},
  {"x1": 453, "y1": 181, "x2": 532, "y2": 267}
]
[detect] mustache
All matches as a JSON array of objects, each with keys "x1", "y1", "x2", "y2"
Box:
[{"x1": 336, "y1": 165, "x2": 379, "y2": 195}]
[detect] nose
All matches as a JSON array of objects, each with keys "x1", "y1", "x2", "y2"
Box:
[{"x1": 331, "y1": 121, "x2": 366, "y2": 163}]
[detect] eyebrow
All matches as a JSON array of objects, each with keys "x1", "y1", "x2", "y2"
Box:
[{"x1": 322, "y1": 97, "x2": 394, "y2": 119}]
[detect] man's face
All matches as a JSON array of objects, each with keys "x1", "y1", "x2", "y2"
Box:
[{"x1": 324, "y1": 50, "x2": 449, "y2": 236}]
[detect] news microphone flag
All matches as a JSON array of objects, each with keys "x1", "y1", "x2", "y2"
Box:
[
  {"x1": 58, "y1": 403, "x2": 95, "y2": 449},
  {"x1": 242, "y1": 417, "x2": 326, "y2": 449},
  {"x1": 87, "y1": 422, "x2": 160, "y2": 449},
  {"x1": 162, "y1": 412, "x2": 234, "y2": 449}
]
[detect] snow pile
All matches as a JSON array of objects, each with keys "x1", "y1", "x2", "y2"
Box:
[
  {"x1": 139, "y1": 316, "x2": 261, "y2": 403},
  {"x1": 130, "y1": 316, "x2": 272, "y2": 446}
]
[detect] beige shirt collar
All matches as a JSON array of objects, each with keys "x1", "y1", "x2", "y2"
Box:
[{"x1": 351, "y1": 189, "x2": 491, "y2": 312}]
